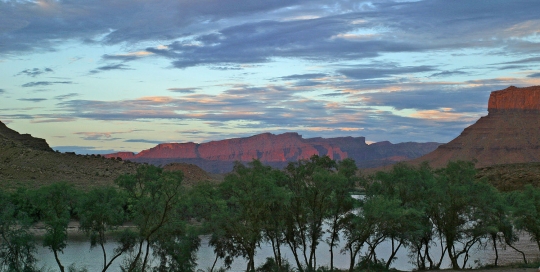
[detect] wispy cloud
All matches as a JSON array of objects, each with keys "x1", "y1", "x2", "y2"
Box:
[
  {"x1": 168, "y1": 88, "x2": 200, "y2": 94},
  {"x1": 18, "y1": 98, "x2": 47, "y2": 102},
  {"x1": 51, "y1": 146, "x2": 118, "y2": 155},
  {"x1": 89, "y1": 63, "x2": 132, "y2": 74},
  {"x1": 16, "y1": 67, "x2": 53, "y2": 77},
  {"x1": 21, "y1": 81, "x2": 73, "y2": 88},
  {"x1": 54, "y1": 93, "x2": 79, "y2": 100},
  {"x1": 338, "y1": 65, "x2": 435, "y2": 80},
  {"x1": 124, "y1": 139, "x2": 165, "y2": 144}
]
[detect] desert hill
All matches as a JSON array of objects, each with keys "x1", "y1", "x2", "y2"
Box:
[
  {"x1": 413, "y1": 85, "x2": 540, "y2": 168},
  {"x1": 0, "y1": 121, "x2": 138, "y2": 189},
  {"x1": 105, "y1": 133, "x2": 440, "y2": 173},
  {"x1": 0, "y1": 121, "x2": 218, "y2": 189}
]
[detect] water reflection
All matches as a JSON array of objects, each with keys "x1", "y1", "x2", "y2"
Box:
[{"x1": 36, "y1": 234, "x2": 491, "y2": 271}]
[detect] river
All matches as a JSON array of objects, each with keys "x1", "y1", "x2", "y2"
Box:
[{"x1": 35, "y1": 231, "x2": 540, "y2": 272}]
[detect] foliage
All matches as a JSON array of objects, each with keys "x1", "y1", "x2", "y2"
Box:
[
  {"x1": 32, "y1": 182, "x2": 78, "y2": 272},
  {"x1": 507, "y1": 184, "x2": 540, "y2": 253},
  {"x1": 77, "y1": 186, "x2": 134, "y2": 272},
  {"x1": 2, "y1": 157, "x2": 537, "y2": 272},
  {"x1": 115, "y1": 164, "x2": 199, "y2": 272},
  {"x1": 0, "y1": 189, "x2": 38, "y2": 272},
  {"x1": 209, "y1": 160, "x2": 290, "y2": 271}
]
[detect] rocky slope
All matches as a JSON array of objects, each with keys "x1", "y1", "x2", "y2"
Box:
[
  {"x1": 413, "y1": 85, "x2": 540, "y2": 168},
  {"x1": 106, "y1": 132, "x2": 440, "y2": 173},
  {"x1": 0, "y1": 122, "x2": 218, "y2": 189},
  {"x1": 0, "y1": 121, "x2": 140, "y2": 189}
]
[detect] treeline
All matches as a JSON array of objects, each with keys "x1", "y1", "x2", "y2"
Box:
[{"x1": 1, "y1": 156, "x2": 540, "y2": 272}]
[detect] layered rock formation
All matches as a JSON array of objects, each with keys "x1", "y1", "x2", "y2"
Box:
[
  {"x1": 414, "y1": 85, "x2": 540, "y2": 168},
  {"x1": 106, "y1": 132, "x2": 440, "y2": 173}
]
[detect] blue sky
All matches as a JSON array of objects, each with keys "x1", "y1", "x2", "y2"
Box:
[{"x1": 1, "y1": 0, "x2": 540, "y2": 154}]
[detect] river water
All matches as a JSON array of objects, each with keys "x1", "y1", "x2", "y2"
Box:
[{"x1": 36, "y1": 231, "x2": 535, "y2": 272}]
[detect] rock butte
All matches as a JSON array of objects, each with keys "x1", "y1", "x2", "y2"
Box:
[
  {"x1": 414, "y1": 85, "x2": 540, "y2": 168},
  {"x1": 106, "y1": 132, "x2": 440, "y2": 173}
]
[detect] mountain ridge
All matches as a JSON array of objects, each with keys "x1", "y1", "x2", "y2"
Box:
[{"x1": 105, "y1": 132, "x2": 440, "y2": 173}]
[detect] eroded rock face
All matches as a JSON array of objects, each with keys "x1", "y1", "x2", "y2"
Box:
[
  {"x1": 488, "y1": 85, "x2": 540, "y2": 112},
  {"x1": 415, "y1": 85, "x2": 540, "y2": 168},
  {"x1": 106, "y1": 132, "x2": 440, "y2": 173}
]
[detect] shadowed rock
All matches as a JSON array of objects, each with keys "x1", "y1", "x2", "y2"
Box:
[{"x1": 414, "y1": 85, "x2": 540, "y2": 168}]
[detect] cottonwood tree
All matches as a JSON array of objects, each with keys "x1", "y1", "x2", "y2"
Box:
[
  {"x1": 431, "y1": 161, "x2": 500, "y2": 269},
  {"x1": 370, "y1": 163, "x2": 438, "y2": 270},
  {"x1": 0, "y1": 189, "x2": 37, "y2": 272},
  {"x1": 32, "y1": 182, "x2": 77, "y2": 272},
  {"x1": 508, "y1": 185, "x2": 540, "y2": 253},
  {"x1": 77, "y1": 186, "x2": 136, "y2": 272},
  {"x1": 210, "y1": 160, "x2": 289, "y2": 271},
  {"x1": 283, "y1": 155, "x2": 338, "y2": 272},
  {"x1": 325, "y1": 159, "x2": 358, "y2": 271},
  {"x1": 115, "y1": 164, "x2": 199, "y2": 272}
]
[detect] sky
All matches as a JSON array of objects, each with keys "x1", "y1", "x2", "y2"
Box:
[{"x1": 1, "y1": 0, "x2": 540, "y2": 154}]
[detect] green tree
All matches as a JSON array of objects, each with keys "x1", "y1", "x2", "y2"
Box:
[
  {"x1": 77, "y1": 186, "x2": 136, "y2": 272},
  {"x1": 0, "y1": 189, "x2": 37, "y2": 272},
  {"x1": 370, "y1": 162, "x2": 438, "y2": 270},
  {"x1": 283, "y1": 155, "x2": 337, "y2": 272},
  {"x1": 325, "y1": 159, "x2": 358, "y2": 271},
  {"x1": 431, "y1": 161, "x2": 499, "y2": 269},
  {"x1": 507, "y1": 185, "x2": 540, "y2": 253},
  {"x1": 115, "y1": 165, "x2": 199, "y2": 272},
  {"x1": 33, "y1": 182, "x2": 78, "y2": 272},
  {"x1": 210, "y1": 160, "x2": 289, "y2": 271}
]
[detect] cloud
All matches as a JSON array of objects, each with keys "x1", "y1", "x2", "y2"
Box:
[
  {"x1": 102, "y1": 51, "x2": 153, "y2": 62},
  {"x1": 51, "y1": 146, "x2": 118, "y2": 155},
  {"x1": 72, "y1": 129, "x2": 154, "y2": 142},
  {"x1": 21, "y1": 81, "x2": 73, "y2": 87},
  {"x1": 320, "y1": 91, "x2": 350, "y2": 97},
  {"x1": 527, "y1": 72, "x2": 540, "y2": 78},
  {"x1": 18, "y1": 98, "x2": 47, "y2": 102},
  {"x1": 16, "y1": 67, "x2": 53, "y2": 77},
  {"x1": 2, "y1": 0, "x2": 540, "y2": 71},
  {"x1": 168, "y1": 88, "x2": 200, "y2": 94},
  {"x1": 30, "y1": 117, "x2": 77, "y2": 123},
  {"x1": 338, "y1": 65, "x2": 435, "y2": 80},
  {"x1": 54, "y1": 93, "x2": 79, "y2": 100},
  {"x1": 430, "y1": 70, "x2": 469, "y2": 78},
  {"x1": 74, "y1": 131, "x2": 132, "y2": 141},
  {"x1": 496, "y1": 56, "x2": 540, "y2": 65},
  {"x1": 51, "y1": 79, "x2": 492, "y2": 143},
  {"x1": 89, "y1": 63, "x2": 131, "y2": 74},
  {"x1": 0, "y1": 89, "x2": 4, "y2": 94},
  {"x1": 124, "y1": 139, "x2": 165, "y2": 144},
  {"x1": 278, "y1": 73, "x2": 328, "y2": 81}
]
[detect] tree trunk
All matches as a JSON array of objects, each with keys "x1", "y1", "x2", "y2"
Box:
[
  {"x1": 507, "y1": 242, "x2": 527, "y2": 264},
  {"x1": 128, "y1": 241, "x2": 144, "y2": 272},
  {"x1": 447, "y1": 243, "x2": 460, "y2": 269},
  {"x1": 386, "y1": 239, "x2": 402, "y2": 269},
  {"x1": 53, "y1": 249, "x2": 65, "y2": 272},
  {"x1": 491, "y1": 234, "x2": 498, "y2": 267}
]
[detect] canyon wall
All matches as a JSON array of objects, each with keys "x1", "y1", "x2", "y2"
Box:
[
  {"x1": 106, "y1": 132, "x2": 440, "y2": 173},
  {"x1": 414, "y1": 85, "x2": 540, "y2": 168}
]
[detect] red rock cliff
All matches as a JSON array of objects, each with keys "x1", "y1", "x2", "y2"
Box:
[
  {"x1": 105, "y1": 132, "x2": 439, "y2": 173},
  {"x1": 488, "y1": 85, "x2": 540, "y2": 112},
  {"x1": 415, "y1": 85, "x2": 540, "y2": 168}
]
